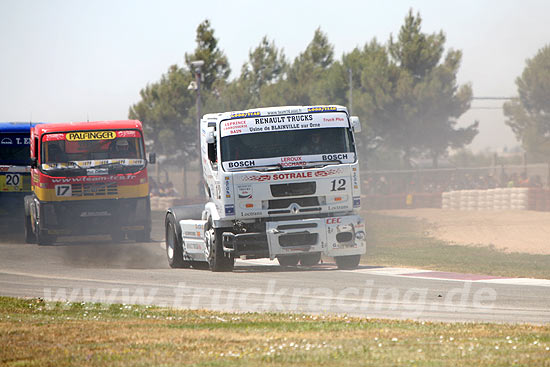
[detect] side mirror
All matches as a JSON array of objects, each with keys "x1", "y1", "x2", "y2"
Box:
[
  {"x1": 30, "y1": 157, "x2": 38, "y2": 169},
  {"x1": 350, "y1": 116, "x2": 361, "y2": 133},
  {"x1": 205, "y1": 127, "x2": 216, "y2": 144},
  {"x1": 148, "y1": 152, "x2": 156, "y2": 164}
]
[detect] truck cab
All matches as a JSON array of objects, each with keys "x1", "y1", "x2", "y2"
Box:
[
  {"x1": 25, "y1": 120, "x2": 154, "y2": 245},
  {"x1": 0, "y1": 122, "x2": 42, "y2": 229},
  {"x1": 166, "y1": 105, "x2": 366, "y2": 271}
]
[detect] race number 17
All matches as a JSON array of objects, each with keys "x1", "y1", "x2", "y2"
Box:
[{"x1": 55, "y1": 184, "x2": 72, "y2": 197}]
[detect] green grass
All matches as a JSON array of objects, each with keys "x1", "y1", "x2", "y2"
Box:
[
  {"x1": 1, "y1": 297, "x2": 549, "y2": 366},
  {"x1": 363, "y1": 211, "x2": 550, "y2": 279}
]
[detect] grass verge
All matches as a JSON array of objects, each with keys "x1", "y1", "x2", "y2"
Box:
[
  {"x1": 1, "y1": 296, "x2": 549, "y2": 366},
  {"x1": 362, "y1": 211, "x2": 550, "y2": 279}
]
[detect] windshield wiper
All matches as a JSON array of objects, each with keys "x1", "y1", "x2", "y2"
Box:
[
  {"x1": 303, "y1": 160, "x2": 342, "y2": 168},
  {"x1": 92, "y1": 161, "x2": 125, "y2": 169},
  {"x1": 68, "y1": 161, "x2": 84, "y2": 169}
]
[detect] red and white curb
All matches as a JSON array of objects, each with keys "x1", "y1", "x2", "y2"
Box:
[
  {"x1": 159, "y1": 244, "x2": 550, "y2": 287},
  {"x1": 239, "y1": 259, "x2": 550, "y2": 287}
]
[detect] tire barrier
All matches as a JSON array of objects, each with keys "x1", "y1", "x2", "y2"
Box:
[
  {"x1": 363, "y1": 192, "x2": 442, "y2": 210},
  {"x1": 527, "y1": 188, "x2": 550, "y2": 211},
  {"x1": 441, "y1": 188, "x2": 550, "y2": 211}
]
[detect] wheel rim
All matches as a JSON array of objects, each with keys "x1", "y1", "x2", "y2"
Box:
[
  {"x1": 204, "y1": 228, "x2": 213, "y2": 264},
  {"x1": 166, "y1": 223, "x2": 174, "y2": 260}
]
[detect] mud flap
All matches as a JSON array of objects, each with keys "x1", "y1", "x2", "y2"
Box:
[{"x1": 179, "y1": 219, "x2": 208, "y2": 261}]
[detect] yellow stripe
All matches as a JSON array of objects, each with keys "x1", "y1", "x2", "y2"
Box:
[{"x1": 33, "y1": 183, "x2": 149, "y2": 201}]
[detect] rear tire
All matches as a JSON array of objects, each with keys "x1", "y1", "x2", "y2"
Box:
[
  {"x1": 299, "y1": 252, "x2": 321, "y2": 267},
  {"x1": 334, "y1": 255, "x2": 361, "y2": 270},
  {"x1": 166, "y1": 214, "x2": 191, "y2": 268},
  {"x1": 277, "y1": 255, "x2": 300, "y2": 267}
]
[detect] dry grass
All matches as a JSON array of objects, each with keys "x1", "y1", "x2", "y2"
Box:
[
  {"x1": 362, "y1": 211, "x2": 550, "y2": 279},
  {"x1": 1, "y1": 297, "x2": 549, "y2": 366}
]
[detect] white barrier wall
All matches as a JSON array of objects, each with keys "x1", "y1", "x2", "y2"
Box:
[{"x1": 442, "y1": 188, "x2": 529, "y2": 210}]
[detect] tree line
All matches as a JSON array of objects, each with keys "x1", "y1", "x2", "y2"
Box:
[{"x1": 129, "y1": 10, "x2": 549, "y2": 169}]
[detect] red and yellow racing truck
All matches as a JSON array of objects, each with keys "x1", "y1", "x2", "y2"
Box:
[{"x1": 24, "y1": 120, "x2": 155, "y2": 245}]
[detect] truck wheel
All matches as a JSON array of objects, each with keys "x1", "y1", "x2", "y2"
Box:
[
  {"x1": 299, "y1": 252, "x2": 321, "y2": 267},
  {"x1": 36, "y1": 224, "x2": 55, "y2": 246},
  {"x1": 334, "y1": 255, "x2": 361, "y2": 270},
  {"x1": 205, "y1": 225, "x2": 234, "y2": 272},
  {"x1": 24, "y1": 213, "x2": 36, "y2": 244},
  {"x1": 277, "y1": 255, "x2": 300, "y2": 267},
  {"x1": 166, "y1": 214, "x2": 191, "y2": 269}
]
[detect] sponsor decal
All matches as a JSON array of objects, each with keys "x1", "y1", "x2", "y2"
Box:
[
  {"x1": 224, "y1": 176, "x2": 231, "y2": 198},
  {"x1": 0, "y1": 136, "x2": 30, "y2": 145},
  {"x1": 353, "y1": 196, "x2": 361, "y2": 208},
  {"x1": 241, "y1": 168, "x2": 344, "y2": 182},
  {"x1": 80, "y1": 211, "x2": 111, "y2": 217},
  {"x1": 0, "y1": 165, "x2": 29, "y2": 173},
  {"x1": 221, "y1": 112, "x2": 350, "y2": 137},
  {"x1": 66, "y1": 131, "x2": 116, "y2": 141},
  {"x1": 307, "y1": 106, "x2": 338, "y2": 112},
  {"x1": 326, "y1": 217, "x2": 342, "y2": 224},
  {"x1": 237, "y1": 184, "x2": 252, "y2": 199},
  {"x1": 49, "y1": 175, "x2": 137, "y2": 184},
  {"x1": 230, "y1": 111, "x2": 261, "y2": 119},
  {"x1": 227, "y1": 160, "x2": 255, "y2": 168},
  {"x1": 241, "y1": 211, "x2": 262, "y2": 217},
  {"x1": 224, "y1": 204, "x2": 235, "y2": 216}
]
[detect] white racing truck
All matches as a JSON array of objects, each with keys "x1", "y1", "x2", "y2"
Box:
[{"x1": 165, "y1": 105, "x2": 366, "y2": 271}]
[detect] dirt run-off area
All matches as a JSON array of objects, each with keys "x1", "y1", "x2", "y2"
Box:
[{"x1": 379, "y1": 209, "x2": 550, "y2": 255}]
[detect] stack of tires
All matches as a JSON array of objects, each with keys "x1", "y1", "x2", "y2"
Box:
[{"x1": 441, "y1": 188, "x2": 530, "y2": 211}]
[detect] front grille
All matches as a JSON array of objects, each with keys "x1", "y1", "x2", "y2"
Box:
[
  {"x1": 268, "y1": 196, "x2": 319, "y2": 209},
  {"x1": 271, "y1": 182, "x2": 316, "y2": 197},
  {"x1": 279, "y1": 232, "x2": 318, "y2": 247},
  {"x1": 71, "y1": 182, "x2": 118, "y2": 197}
]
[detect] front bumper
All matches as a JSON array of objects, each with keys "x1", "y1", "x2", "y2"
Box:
[
  {"x1": 222, "y1": 214, "x2": 366, "y2": 259},
  {"x1": 38, "y1": 197, "x2": 150, "y2": 235}
]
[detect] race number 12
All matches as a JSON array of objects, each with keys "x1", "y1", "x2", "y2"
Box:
[{"x1": 55, "y1": 184, "x2": 72, "y2": 197}]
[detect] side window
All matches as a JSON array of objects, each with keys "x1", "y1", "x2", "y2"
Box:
[
  {"x1": 208, "y1": 142, "x2": 217, "y2": 168},
  {"x1": 33, "y1": 137, "x2": 39, "y2": 161}
]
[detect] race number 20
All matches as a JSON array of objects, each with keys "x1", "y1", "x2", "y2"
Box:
[
  {"x1": 5, "y1": 174, "x2": 21, "y2": 187},
  {"x1": 55, "y1": 184, "x2": 72, "y2": 197}
]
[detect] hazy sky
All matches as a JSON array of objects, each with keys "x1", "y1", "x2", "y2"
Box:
[{"x1": 1, "y1": 0, "x2": 549, "y2": 152}]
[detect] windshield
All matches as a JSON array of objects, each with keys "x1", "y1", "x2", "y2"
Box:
[
  {"x1": 40, "y1": 130, "x2": 145, "y2": 172},
  {"x1": 0, "y1": 133, "x2": 31, "y2": 165},
  {"x1": 222, "y1": 127, "x2": 354, "y2": 161}
]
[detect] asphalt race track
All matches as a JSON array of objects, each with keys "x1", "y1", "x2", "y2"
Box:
[{"x1": 1, "y1": 213, "x2": 549, "y2": 324}]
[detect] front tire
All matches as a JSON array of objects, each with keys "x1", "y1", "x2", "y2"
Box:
[
  {"x1": 299, "y1": 252, "x2": 321, "y2": 267},
  {"x1": 205, "y1": 224, "x2": 234, "y2": 272},
  {"x1": 334, "y1": 255, "x2": 361, "y2": 270},
  {"x1": 24, "y1": 213, "x2": 36, "y2": 244},
  {"x1": 166, "y1": 214, "x2": 190, "y2": 268},
  {"x1": 277, "y1": 255, "x2": 300, "y2": 267},
  {"x1": 36, "y1": 223, "x2": 55, "y2": 246}
]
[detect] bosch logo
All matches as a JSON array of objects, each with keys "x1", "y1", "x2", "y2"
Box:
[
  {"x1": 322, "y1": 153, "x2": 348, "y2": 161},
  {"x1": 228, "y1": 160, "x2": 255, "y2": 168}
]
